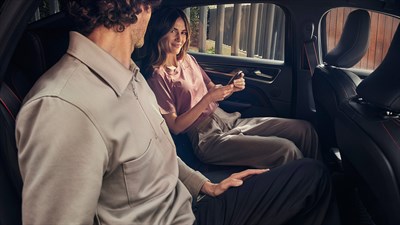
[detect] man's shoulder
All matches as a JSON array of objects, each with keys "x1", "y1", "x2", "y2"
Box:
[
  {"x1": 17, "y1": 54, "x2": 104, "y2": 131},
  {"x1": 23, "y1": 54, "x2": 93, "y2": 105}
]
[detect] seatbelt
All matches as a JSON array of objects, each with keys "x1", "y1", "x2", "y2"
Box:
[{"x1": 302, "y1": 23, "x2": 319, "y2": 76}]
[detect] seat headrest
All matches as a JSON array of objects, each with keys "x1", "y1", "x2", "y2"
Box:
[
  {"x1": 324, "y1": 9, "x2": 371, "y2": 68},
  {"x1": 10, "y1": 13, "x2": 72, "y2": 88},
  {"x1": 12, "y1": 29, "x2": 69, "y2": 82},
  {"x1": 356, "y1": 25, "x2": 400, "y2": 113}
]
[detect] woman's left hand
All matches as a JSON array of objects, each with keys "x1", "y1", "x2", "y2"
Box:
[{"x1": 232, "y1": 74, "x2": 245, "y2": 92}]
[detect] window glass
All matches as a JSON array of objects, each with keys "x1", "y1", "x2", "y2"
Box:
[
  {"x1": 325, "y1": 7, "x2": 399, "y2": 71},
  {"x1": 187, "y1": 3, "x2": 285, "y2": 62},
  {"x1": 31, "y1": 0, "x2": 61, "y2": 22}
]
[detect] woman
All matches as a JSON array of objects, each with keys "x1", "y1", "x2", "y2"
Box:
[{"x1": 146, "y1": 8, "x2": 320, "y2": 168}]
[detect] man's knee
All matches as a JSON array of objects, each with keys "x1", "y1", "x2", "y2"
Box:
[{"x1": 291, "y1": 158, "x2": 329, "y2": 180}]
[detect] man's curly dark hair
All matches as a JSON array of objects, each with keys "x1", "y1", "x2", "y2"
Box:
[{"x1": 67, "y1": 0, "x2": 161, "y2": 35}]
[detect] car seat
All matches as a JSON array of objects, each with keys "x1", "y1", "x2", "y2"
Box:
[
  {"x1": 0, "y1": 13, "x2": 70, "y2": 225},
  {"x1": 335, "y1": 24, "x2": 400, "y2": 225},
  {"x1": 312, "y1": 9, "x2": 370, "y2": 164}
]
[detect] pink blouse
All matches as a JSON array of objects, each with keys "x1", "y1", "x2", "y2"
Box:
[{"x1": 147, "y1": 54, "x2": 218, "y2": 132}]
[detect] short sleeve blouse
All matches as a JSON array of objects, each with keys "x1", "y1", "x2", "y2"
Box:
[{"x1": 147, "y1": 54, "x2": 218, "y2": 132}]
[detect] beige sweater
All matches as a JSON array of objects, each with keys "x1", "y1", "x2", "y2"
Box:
[{"x1": 16, "y1": 32, "x2": 208, "y2": 225}]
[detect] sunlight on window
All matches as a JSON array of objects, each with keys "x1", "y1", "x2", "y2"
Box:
[{"x1": 187, "y1": 3, "x2": 285, "y2": 62}]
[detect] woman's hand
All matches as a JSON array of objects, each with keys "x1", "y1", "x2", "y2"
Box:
[
  {"x1": 200, "y1": 168, "x2": 269, "y2": 197},
  {"x1": 232, "y1": 74, "x2": 245, "y2": 92},
  {"x1": 207, "y1": 84, "x2": 234, "y2": 102}
]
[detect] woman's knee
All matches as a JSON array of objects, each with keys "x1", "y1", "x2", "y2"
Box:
[
  {"x1": 278, "y1": 139, "x2": 303, "y2": 161},
  {"x1": 293, "y1": 120, "x2": 316, "y2": 134},
  {"x1": 292, "y1": 120, "x2": 319, "y2": 147}
]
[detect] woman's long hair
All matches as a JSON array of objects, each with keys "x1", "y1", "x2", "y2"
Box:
[{"x1": 145, "y1": 8, "x2": 191, "y2": 74}]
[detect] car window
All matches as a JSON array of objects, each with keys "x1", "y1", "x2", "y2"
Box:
[
  {"x1": 187, "y1": 3, "x2": 285, "y2": 62},
  {"x1": 324, "y1": 7, "x2": 399, "y2": 71},
  {"x1": 32, "y1": 0, "x2": 61, "y2": 22}
]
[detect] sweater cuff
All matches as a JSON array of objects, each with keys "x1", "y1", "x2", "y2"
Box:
[{"x1": 185, "y1": 171, "x2": 209, "y2": 197}]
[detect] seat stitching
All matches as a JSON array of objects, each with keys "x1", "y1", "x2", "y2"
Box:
[
  {"x1": 0, "y1": 98, "x2": 16, "y2": 121},
  {"x1": 382, "y1": 122, "x2": 400, "y2": 150}
]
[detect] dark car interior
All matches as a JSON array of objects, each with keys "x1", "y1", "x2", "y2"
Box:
[
  {"x1": 1, "y1": 0, "x2": 400, "y2": 224},
  {"x1": 335, "y1": 24, "x2": 400, "y2": 225},
  {"x1": 312, "y1": 8, "x2": 370, "y2": 168}
]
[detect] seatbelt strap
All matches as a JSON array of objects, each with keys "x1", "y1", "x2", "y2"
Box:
[
  {"x1": 303, "y1": 36, "x2": 319, "y2": 75},
  {"x1": 302, "y1": 22, "x2": 319, "y2": 76}
]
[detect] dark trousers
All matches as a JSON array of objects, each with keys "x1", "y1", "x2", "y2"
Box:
[{"x1": 193, "y1": 159, "x2": 340, "y2": 225}]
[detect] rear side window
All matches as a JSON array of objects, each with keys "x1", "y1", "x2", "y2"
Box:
[
  {"x1": 187, "y1": 3, "x2": 285, "y2": 62},
  {"x1": 325, "y1": 7, "x2": 399, "y2": 71},
  {"x1": 31, "y1": 0, "x2": 61, "y2": 22}
]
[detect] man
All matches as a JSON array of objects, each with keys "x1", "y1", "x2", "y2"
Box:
[{"x1": 16, "y1": 1, "x2": 339, "y2": 224}]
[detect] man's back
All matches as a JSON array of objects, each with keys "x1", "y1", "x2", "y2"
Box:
[{"x1": 16, "y1": 31, "x2": 197, "y2": 225}]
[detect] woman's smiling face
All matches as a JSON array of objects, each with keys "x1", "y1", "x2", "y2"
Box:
[{"x1": 162, "y1": 17, "x2": 188, "y2": 56}]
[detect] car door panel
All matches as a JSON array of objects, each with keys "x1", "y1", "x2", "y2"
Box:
[{"x1": 191, "y1": 52, "x2": 293, "y2": 118}]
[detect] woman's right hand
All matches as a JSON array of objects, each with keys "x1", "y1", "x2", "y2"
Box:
[
  {"x1": 207, "y1": 84, "x2": 234, "y2": 102},
  {"x1": 164, "y1": 83, "x2": 232, "y2": 134}
]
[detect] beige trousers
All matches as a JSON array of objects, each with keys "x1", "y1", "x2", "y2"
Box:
[{"x1": 187, "y1": 108, "x2": 320, "y2": 168}]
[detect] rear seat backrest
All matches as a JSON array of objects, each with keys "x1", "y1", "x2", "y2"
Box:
[
  {"x1": 6, "y1": 29, "x2": 69, "y2": 100},
  {"x1": 0, "y1": 83, "x2": 22, "y2": 190},
  {"x1": 0, "y1": 82, "x2": 22, "y2": 225},
  {"x1": 0, "y1": 13, "x2": 71, "y2": 225}
]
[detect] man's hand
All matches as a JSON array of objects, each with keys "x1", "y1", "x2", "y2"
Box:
[{"x1": 200, "y1": 168, "x2": 269, "y2": 197}]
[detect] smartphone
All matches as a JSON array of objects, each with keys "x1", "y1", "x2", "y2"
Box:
[{"x1": 227, "y1": 70, "x2": 243, "y2": 85}]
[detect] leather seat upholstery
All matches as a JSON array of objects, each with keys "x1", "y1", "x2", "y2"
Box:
[
  {"x1": 0, "y1": 83, "x2": 22, "y2": 225},
  {"x1": 335, "y1": 25, "x2": 400, "y2": 225},
  {"x1": 0, "y1": 13, "x2": 70, "y2": 225},
  {"x1": 312, "y1": 9, "x2": 370, "y2": 158}
]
